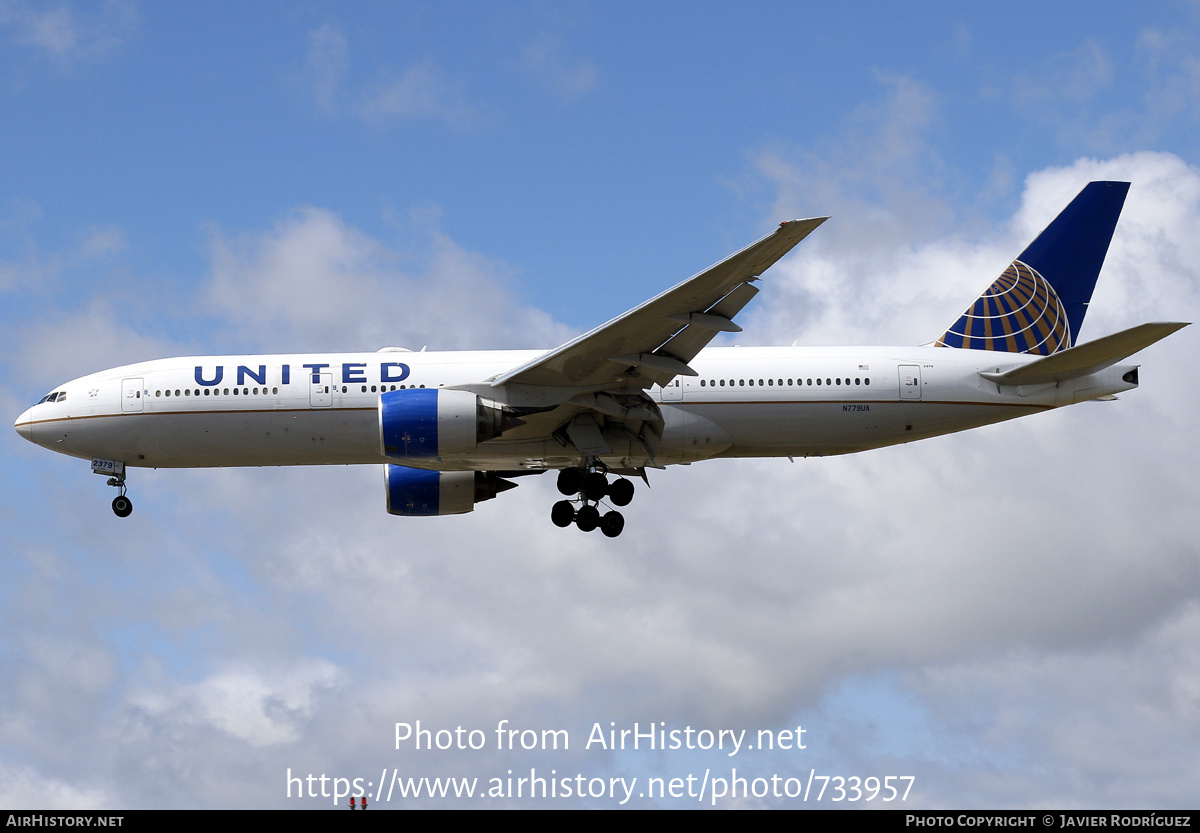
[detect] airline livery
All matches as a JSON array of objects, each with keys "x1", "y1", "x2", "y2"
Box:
[{"x1": 14, "y1": 182, "x2": 1187, "y2": 537}]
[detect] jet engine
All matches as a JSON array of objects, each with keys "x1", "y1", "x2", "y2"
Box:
[
  {"x1": 384, "y1": 465, "x2": 517, "y2": 516},
  {"x1": 379, "y1": 388, "x2": 520, "y2": 460}
]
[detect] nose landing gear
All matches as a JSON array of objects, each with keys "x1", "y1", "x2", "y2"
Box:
[
  {"x1": 551, "y1": 466, "x2": 635, "y2": 537},
  {"x1": 93, "y1": 459, "x2": 133, "y2": 518}
]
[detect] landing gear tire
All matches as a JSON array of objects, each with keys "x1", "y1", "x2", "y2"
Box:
[
  {"x1": 608, "y1": 478, "x2": 634, "y2": 507},
  {"x1": 552, "y1": 464, "x2": 636, "y2": 535},
  {"x1": 551, "y1": 500, "x2": 575, "y2": 528},
  {"x1": 557, "y1": 468, "x2": 585, "y2": 496},
  {"x1": 581, "y1": 472, "x2": 608, "y2": 502},
  {"x1": 575, "y1": 504, "x2": 600, "y2": 532},
  {"x1": 112, "y1": 495, "x2": 133, "y2": 518},
  {"x1": 600, "y1": 510, "x2": 624, "y2": 538}
]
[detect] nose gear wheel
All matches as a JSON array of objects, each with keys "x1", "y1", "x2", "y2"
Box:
[{"x1": 106, "y1": 472, "x2": 133, "y2": 518}]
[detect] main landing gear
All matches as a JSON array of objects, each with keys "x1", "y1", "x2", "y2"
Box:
[
  {"x1": 108, "y1": 474, "x2": 133, "y2": 518},
  {"x1": 551, "y1": 466, "x2": 635, "y2": 538}
]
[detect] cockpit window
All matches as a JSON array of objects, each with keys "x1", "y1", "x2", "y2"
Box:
[{"x1": 36, "y1": 391, "x2": 64, "y2": 404}]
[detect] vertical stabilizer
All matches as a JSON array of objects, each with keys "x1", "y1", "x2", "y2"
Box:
[{"x1": 936, "y1": 181, "x2": 1129, "y2": 354}]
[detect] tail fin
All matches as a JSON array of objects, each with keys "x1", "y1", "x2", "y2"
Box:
[{"x1": 936, "y1": 181, "x2": 1130, "y2": 355}]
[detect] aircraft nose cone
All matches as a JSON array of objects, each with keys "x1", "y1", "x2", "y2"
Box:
[{"x1": 14, "y1": 408, "x2": 34, "y2": 442}]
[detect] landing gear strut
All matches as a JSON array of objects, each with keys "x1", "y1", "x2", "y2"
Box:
[{"x1": 551, "y1": 465, "x2": 635, "y2": 537}]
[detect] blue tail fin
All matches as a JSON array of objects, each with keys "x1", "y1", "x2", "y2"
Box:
[{"x1": 936, "y1": 181, "x2": 1129, "y2": 354}]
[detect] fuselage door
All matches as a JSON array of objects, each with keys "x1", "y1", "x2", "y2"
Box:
[
  {"x1": 121, "y1": 378, "x2": 144, "y2": 413},
  {"x1": 662, "y1": 378, "x2": 683, "y2": 401},
  {"x1": 310, "y1": 373, "x2": 333, "y2": 408},
  {"x1": 899, "y1": 365, "x2": 922, "y2": 401}
]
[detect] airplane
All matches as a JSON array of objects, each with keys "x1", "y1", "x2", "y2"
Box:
[{"x1": 13, "y1": 181, "x2": 1188, "y2": 537}]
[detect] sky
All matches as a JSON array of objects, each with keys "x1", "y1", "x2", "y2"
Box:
[{"x1": 2, "y1": 0, "x2": 1199, "y2": 809}]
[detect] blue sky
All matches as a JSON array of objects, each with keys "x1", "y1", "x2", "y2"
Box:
[{"x1": 3, "y1": 1, "x2": 1199, "y2": 808}]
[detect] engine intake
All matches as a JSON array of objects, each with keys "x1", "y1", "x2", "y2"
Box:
[{"x1": 379, "y1": 388, "x2": 519, "y2": 460}]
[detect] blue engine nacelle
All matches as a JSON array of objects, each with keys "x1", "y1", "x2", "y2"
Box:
[
  {"x1": 384, "y1": 465, "x2": 517, "y2": 516},
  {"x1": 378, "y1": 388, "x2": 517, "y2": 461}
]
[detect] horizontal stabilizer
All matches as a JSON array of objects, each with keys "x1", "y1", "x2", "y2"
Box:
[{"x1": 979, "y1": 322, "x2": 1189, "y2": 386}]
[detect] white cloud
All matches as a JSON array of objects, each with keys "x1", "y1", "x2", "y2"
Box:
[
  {"x1": 12, "y1": 297, "x2": 181, "y2": 386},
  {"x1": 306, "y1": 21, "x2": 348, "y2": 115},
  {"x1": 130, "y1": 661, "x2": 342, "y2": 748},
  {"x1": 753, "y1": 73, "x2": 951, "y2": 256},
  {"x1": 519, "y1": 35, "x2": 598, "y2": 101},
  {"x1": 205, "y1": 206, "x2": 569, "y2": 352},
  {"x1": 303, "y1": 22, "x2": 482, "y2": 129},
  {"x1": 0, "y1": 0, "x2": 137, "y2": 68},
  {"x1": 0, "y1": 763, "x2": 112, "y2": 810},
  {"x1": 76, "y1": 226, "x2": 126, "y2": 260},
  {"x1": 357, "y1": 61, "x2": 480, "y2": 128}
]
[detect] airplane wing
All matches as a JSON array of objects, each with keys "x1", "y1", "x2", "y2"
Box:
[{"x1": 491, "y1": 218, "x2": 827, "y2": 390}]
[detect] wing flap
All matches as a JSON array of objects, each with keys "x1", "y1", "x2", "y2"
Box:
[
  {"x1": 979, "y1": 322, "x2": 1189, "y2": 386},
  {"x1": 647, "y1": 283, "x2": 762, "y2": 386}
]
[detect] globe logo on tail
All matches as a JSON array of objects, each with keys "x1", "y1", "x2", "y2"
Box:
[{"x1": 935, "y1": 260, "x2": 1072, "y2": 355}]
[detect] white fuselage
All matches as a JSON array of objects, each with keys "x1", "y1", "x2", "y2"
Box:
[{"x1": 13, "y1": 345, "x2": 1138, "y2": 473}]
